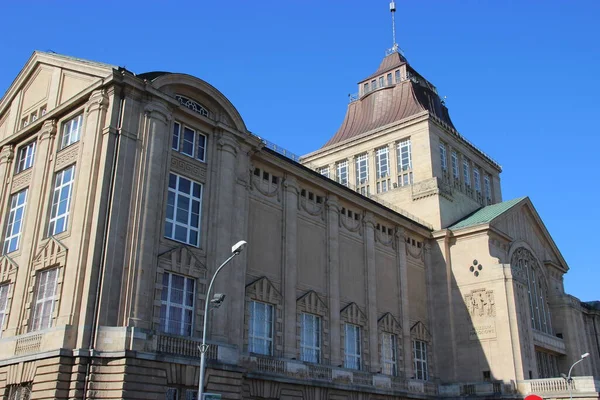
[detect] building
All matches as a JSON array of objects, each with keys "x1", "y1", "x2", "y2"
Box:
[{"x1": 0, "y1": 46, "x2": 597, "y2": 399}]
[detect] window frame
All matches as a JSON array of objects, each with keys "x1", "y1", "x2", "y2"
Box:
[
  {"x1": 15, "y1": 141, "x2": 36, "y2": 173},
  {"x1": 164, "y1": 173, "x2": 203, "y2": 247},
  {"x1": 473, "y1": 167, "x2": 481, "y2": 193},
  {"x1": 319, "y1": 166, "x2": 330, "y2": 179},
  {"x1": 451, "y1": 151, "x2": 459, "y2": 180},
  {"x1": 47, "y1": 165, "x2": 76, "y2": 237},
  {"x1": 344, "y1": 323, "x2": 362, "y2": 370},
  {"x1": 171, "y1": 121, "x2": 207, "y2": 163},
  {"x1": 3, "y1": 189, "x2": 28, "y2": 254},
  {"x1": 337, "y1": 160, "x2": 348, "y2": 186},
  {"x1": 0, "y1": 283, "x2": 9, "y2": 335},
  {"x1": 59, "y1": 114, "x2": 83, "y2": 150},
  {"x1": 160, "y1": 272, "x2": 196, "y2": 337},
  {"x1": 248, "y1": 300, "x2": 274, "y2": 356},
  {"x1": 381, "y1": 332, "x2": 398, "y2": 376},
  {"x1": 462, "y1": 158, "x2": 471, "y2": 187},
  {"x1": 439, "y1": 143, "x2": 447, "y2": 172},
  {"x1": 30, "y1": 268, "x2": 59, "y2": 332},
  {"x1": 413, "y1": 339, "x2": 429, "y2": 380},
  {"x1": 300, "y1": 312, "x2": 321, "y2": 363}
]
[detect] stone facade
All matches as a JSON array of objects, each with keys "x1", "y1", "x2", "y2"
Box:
[{"x1": 0, "y1": 50, "x2": 597, "y2": 400}]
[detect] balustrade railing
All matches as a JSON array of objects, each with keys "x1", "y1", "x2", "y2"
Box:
[
  {"x1": 156, "y1": 334, "x2": 217, "y2": 360},
  {"x1": 14, "y1": 334, "x2": 42, "y2": 355}
]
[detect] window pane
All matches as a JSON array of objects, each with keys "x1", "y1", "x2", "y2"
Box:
[{"x1": 164, "y1": 174, "x2": 203, "y2": 246}]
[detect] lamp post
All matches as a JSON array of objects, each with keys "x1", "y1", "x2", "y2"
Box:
[
  {"x1": 564, "y1": 352, "x2": 590, "y2": 400},
  {"x1": 198, "y1": 240, "x2": 247, "y2": 400}
]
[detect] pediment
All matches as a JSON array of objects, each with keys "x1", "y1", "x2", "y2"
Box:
[
  {"x1": 490, "y1": 198, "x2": 568, "y2": 271},
  {"x1": 0, "y1": 256, "x2": 18, "y2": 282},
  {"x1": 158, "y1": 246, "x2": 206, "y2": 274},
  {"x1": 246, "y1": 276, "x2": 282, "y2": 303},
  {"x1": 33, "y1": 237, "x2": 67, "y2": 270},
  {"x1": 378, "y1": 312, "x2": 402, "y2": 334},
  {"x1": 341, "y1": 302, "x2": 368, "y2": 326},
  {"x1": 297, "y1": 290, "x2": 328, "y2": 315},
  {"x1": 410, "y1": 321, "x2": 431, "y2": 341}
]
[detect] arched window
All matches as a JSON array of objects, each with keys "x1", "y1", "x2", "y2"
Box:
[{"x1": 511, "y1": 248, "x2": 552, "y2": 334}]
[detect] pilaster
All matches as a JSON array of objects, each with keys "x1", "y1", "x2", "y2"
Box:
[
  {"x1": 367, "y1": 149, "x2": 376, "y2": 194},
  {"x1": 389, "y1": 143, "x2": 398, "y2": 185},
  {"x1": 364, "y1": 211, "x2": 379, "y2": 372},
  {"x1": 395, "y1": 226, "x2": 413, "y2": 378},
  {"x1": 348, "y1": 156, "x2": 356, "y2": 188},
  {"x1": 326, "y1": 195, "x2": 341, "y2": 366},
  {"x1": 282, "y1": 175, "x2": 299, "y2": 358},
  {"x1": 0, "y1": 145, "x2": 15, "y2": 226}
]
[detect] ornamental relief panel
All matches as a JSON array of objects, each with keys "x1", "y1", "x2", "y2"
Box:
[
  {"x1": 510, "y1": 247, "x2": 537, "y2": 284},
  {"x1": 55, "y1": 144, "x2": 80, "y2": 170},
  {"x1": 171, "y1": 155, "x2": 207, "y2": 183},
  {"x1": 465, "y1": 289, "x2": 496, "y2": 341},
  {"x1": 11, "y1": 170, "x2": 32, "y2": 193}
]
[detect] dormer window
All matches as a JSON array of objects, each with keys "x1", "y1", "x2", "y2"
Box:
[{"x1": 387, "y1": 73, "x2": 392, "y2": 86}]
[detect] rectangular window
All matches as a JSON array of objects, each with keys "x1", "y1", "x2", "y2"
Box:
[
  {"x1": 344, "y1": 323, "x2": 361, "y2": 370},
  {"x1": 451, "y1": 151, "x2": 459, "y2": 180},
  {"x1": 371, "y1": 79, "x2": 377, "y2": 90},
  {"x1": 172, "y1": 122, "x2": 207, "y2": 162},
  {"x1": 364, "y1": 82, "x2": 369, "y2": 93},
  {"x1": 382, "y1": 333, "x2": 398, "y2": 376},
  {"x1": 16, "y1": 141, "x2": 36, "y2": 173},
  {"x1": 319, "y1": 166, "x2": 330, "y2": 179},
  {"x1": 462, "y1": 159, "x2": 471, "y2": 187},
  {"x1": 395, "y1": 69, "x2": 401, "y2": 83},
  {"x1": 166, "y1": 388, "x2": 178, "y2": 400},
  {"x1": 439, "y1": 143, "x2": 447, "y2": 171},
  {"x1": 249, "y1": 301, "x2": 274, "y2": 355},
  {"x1": 473, "y1": 167, "x2": 481, "y2": 192},
  {"x1": 355, "y1": 154, "x2": 368, "y2": 185},
  {"x1": 397, "y1": 139, "x2": 412, "y2": 171},
  {"x1": 182, "y1": 127, "x2": 195, "y2": 157},
  {"x1": 300, "y1": 313, "x2": 321, "y2": 363},
  {"x1": 3, "y1": 189, "x2": 28, "y2": 254},
  {"x1": 413, "y1": 340, "x2": 428, "y2": 380},
  {"x1": 376, "y1": 147, "x2": 389, "y2": 179},
  {"x1": 379, "y1": 76, "x2": 384, "y2": 87},
  {"x1": 0, "y1": 284, "x2": 9, "y2": 334},
  {"x1": 185, "y1": 390, "x2": 198, "y2": 400},
  {"x1": 60, "y1": 114, "x2": 83, "y2": 150},
  {"x1": 31, "y1": 268, "x2": 58, "y2": 331},
  {"x1": 196, "y1": 134, "x2": 206, "y2": 162},
  {"x1": 337, "y1": 161, "x2": 348, "y2": 186},
  {"x1": 484, "y1": 176, "x2": 492, "y2": 202},
  {"x1": 387, "y1": 73, "x2": 392, "y2": 86},
  {"x1": 160, "y1": 272, "x2": 195, "y2": 336},
  {"x1": 48, "y1": 165, "x2": 75, "y2": 236},
  {"x1": 165, "y1": 173, "x2": 202, "y2": 247},
  {"x1": 172, "y1": 122, "x2": 180, "y2": 151}
]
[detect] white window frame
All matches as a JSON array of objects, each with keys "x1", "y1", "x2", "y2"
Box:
[
  {"x1": 160, "y1": 272, "x2": 195, "y2": 336},
  {"x1": 382, "y1": 332, "x2": 398, "y2": 376},
  {"x1": 337, "y1": 161, "x2": 348, "y2": 186},
  {"x1": 300, "y1": 313, "x2": 321, "y2": 363},
  {"x1": 439, "y1": 143, "x2": 447, "y2": 171},
  {"x1": 172, "y1": 122, "x2": 207, "y2": 162},
  {"x1": 355, "y1": 154, "x2": 368, "y2": 185},
  {"x1": 0, "y1": 283, "x2": 9, "y2": 334},
  {"x1": 16, "y1": 141, "x2": 36, "y2": 173},
  {"x1": 462, "y1": 159, "x2": 471, "y2": 187},
  {"x1": 413, "y1": 340, "x2": 429, "y2": 380},
  {"x1": 31, "y1": 268, "x2": 58, "y2": 331},
  {"x1": 164, "y1": 173, "x2": 202, "y2": 247},
  {"x1": 344, "y1": 323, "x2": 362, "y2": 370},
  {"x1": 248, "y1": 300, "x2": 274, "y2": 356},
  {"x1": 397, "y1": 139, "x2": 413, "y2": 187},
  {"x1": 375, "y1": 147, "x2": 389, "y2": 179},
  {"x1": 319, "y1": 166, "x2": 330, "y2": 179},
  {"x1": 48, "y1": 166, "x2": 75, "y2": 236},
  {"x1": 60, "y1": 114, "x2": 83, "y2": 150},
  {"x1": 473, "y1": 167, "x2": 481, "y2": 193},
  {"x1": 451, "y1": 151, "x2": 459, "y2": 180},
  {"x1": 3, "y1": 189, "x2": 27, "y2": 254}
]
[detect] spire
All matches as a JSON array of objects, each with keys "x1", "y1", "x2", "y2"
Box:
[{"x1": 387, "y1": 1, "x2": 404, "y2": 57}]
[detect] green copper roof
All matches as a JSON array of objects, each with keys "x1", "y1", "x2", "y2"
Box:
[{"x1": 449, "y1": 197, "x2": 527, "y2": 230}]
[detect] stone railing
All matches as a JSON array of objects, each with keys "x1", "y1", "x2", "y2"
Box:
[
  {"x1": 533, "y1": 330, "x2": 566, "y2": 354},
  {"x1": 156, "y1": 334, "x2": 217, "y2": 360},
  {"x1": 439, "y1": 381, "x2": 511, "y2": 397},
  {"x1": 518, "y1": 376, "x2": 600, "y2": 396},
  {"x1": 14, "y1": 334, "x2": 42, "y2": 355}
]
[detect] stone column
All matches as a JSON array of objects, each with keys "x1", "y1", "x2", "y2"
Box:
[
  {"x1": 389, "y1": 143, "x2": 397, "y2": 187},
  {"x1": 282, "y1": 176, "x2": 298, "y2": 358},
  {"x1": 209, "y1": 133, "x2": 240, "y2": 343},
  {"x1": 129, "y1": 100, "x2": 171, "y2": 329},
  {"x1": 326, "y1": 195, "x2": 341, "y2": 366},
  {"x1": 364, "y1": 212, "x2": 379, "y2": 372},
  {"x1": 328, "y1": 162, "x2": 335, "y2": 182},
  {"x1": 395, "y1": 227, "x2": 413, "y2": 378},
  {"x1": 423, "y1": 243, "x2": 439, "y2": 380},
  {"x1": 348, "y1": 156, "x2": 356, "y2": 189},
  {"x1": 367, "y1": 150, "x2": 376, "y2": 195}
]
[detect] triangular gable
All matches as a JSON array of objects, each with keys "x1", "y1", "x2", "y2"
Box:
[
  {"x1": 297, "y1": 290, "x2": 328, "y2": 315},
  {"x1": 158, "y1": 246, "x2": 206, "y2": 276},
  {"x1": 33, "y1": 237, "x2": 67, "y2": 270},
  {"x1": 410, "y1": 321, "x2": 431, "y2": 341},
  {"x1": 378, "y1": 312, "x2": 402, "y2": 334},
  {"x1": 340, "y1": 302, "x2": 368, "y2": 326},
  {"x1": 0, "y1": 51, "x2": 115, "y2": 120},
  {"x1": 0, "y1": 256, "x2": 18, "y2": 282},
  {"x1": 246, "y1": 277, "x2": 282, "y2": 303}
]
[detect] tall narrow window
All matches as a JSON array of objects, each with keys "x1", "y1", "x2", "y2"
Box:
[
  {"x1": 387, "y1": 73, "x2": 392, "y2": 86},
  {"x1": 249, "y1": 301, "x2": 274, "y2": 355},
  {"x1": 3, "y1": 189, "x2": 27, "y2": 254},
  {"x1": 165, "y1": 173, "x2": 202, "y2": 247},
  {"x1": 413, "y1": 340, "x2": 428, "y2": 380},
  {"x1": 397, "y1": 139, "x2": 413, "y2": 187},
  {"x1": 172, "y1": 122, "x2": 181, "y2": 151},
  {"x1": 364, "y1": 82, "x2": 369, "y2": 93},
  {"x1": 376, "y1": 147, "x2": 389, "y2": 179},
  {"x1": 462, "y1": 159, "x2": 471, "y2": 187},
  {"x1": 382, "y1": 332, "x2": 398, "y2": 376},
  {"x1": 337, "y1": 161, "x2": 348, "y2": 186},
  {"x1": 319, "y1": 166, "x2": 330, "y2": 179},
  {"x1": 344, "y1": 323, "x2": 361, "y2": 370},
  {"x1": 160, "y1": 272, "x2": 195, "y2": 336},
  {"x1": 379, "y1": 76, "x2": 384, "y2": 88},
  {"x1": 451, "y1": 151, "x2": 459, "y2": 180},
  {"x1": 181, "y1": 127, "x2": 195, "y2": 157},
  {"x1": 16, "y1": 141, "x2": 36, "y2": 173},
  {"x1": 31, "y1": 268, "x2": 58, "y2": 331},
  {"x1": 60, "y1": 114, "x2": 83, "y2": 150},
  {"x1": 0, "y1": 283, "x2": 9, "y2": 334},
  {"x1": 439, "y1": 143, "x2": 447, "y2": 172},
  {"x1": 473, "y1": 167, "x2": 481, "y2": 193},
  {"x1": 300, "y1": 313, "x2": 321, "y2": 363},
  {"x1": 48, "y1": 165, "x2": 75, "y2": 236},
  {"x1": 395, "y1": 69, "x2": 401, "y2": 83},
  {"x1": 355, "y1": 154, "x2": 369, "y2": 195},
  {"x1": 371, "y1": 79, "x2": 377, "y2": 90},
  {"x1": 484, "y1": 176, "x2": 492, "y2": 202}
]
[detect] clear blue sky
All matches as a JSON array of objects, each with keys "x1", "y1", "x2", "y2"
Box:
[{"x1": 1, "y1": 1, "x2": 598, "y2": 301}]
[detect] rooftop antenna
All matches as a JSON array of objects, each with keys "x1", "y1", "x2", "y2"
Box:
[{"x1": 387, "y1": 1, "x2": 403, "y2": 56}]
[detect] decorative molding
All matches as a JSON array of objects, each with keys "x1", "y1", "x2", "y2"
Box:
[
  {"x1": 250, "y1": 175, "x2": 281, "y2": 201},
  {"x1": 170, "y1": 155, "x2": 207, "y2": 182},
  {"x1": 246, "y1": 276, "x2": 282, "y2": 304},
  {"x1": 465, "y1": 289, "x2": 496, "y2": 319},
  {"x1": 297, "y1": 291, "x2": 328, "y2": 316},
  {"x1": 158, "y1": 246, "x2": 207, "y2": 277},
  {"x1": 0, "y1": 145, "x2": 14, "y2": 164},
  {"x1": 378, "y1": 312, "x2": 402, "y2": 334},
  {"x1": 375, "y1": 229, "x2": 394, "y2": 248},
  {"x1": 39, "y1": 119, "x2": 57, "y2": 140},
  {"x1": 0, "y1": 256, "x2": 18, "y2": 283},
  {"x1": 410, "y1": 321, "x2": 431, "y2": 342},
  {"x1": 11, "y1": 170, "x2": 32, "y2": 193},
  {"x1": 406, "y1": 245, "x2": 423, "y2": 261},
  {"x1": 6, "y1": 360, "x2": 37, "y2": 385},
  {"x1": 33, "y1": 237, "x2": 67, "y2": 271},
  {"x1": 510, "y1": 247, "x2": 536, "y2": 284},
  {"x1": 144, "y1": 101, "x2": 172, "y2": 124},
  {"x1": 85, "y1": 89, "x2": 109, "y2": 113},
  {"x1": 55, "y1": 144, "x2": 79, "y2": 171},
  {"x1": 340, "y1": 302, "x2": 367, "y2": 326},
  {"x1": 339, "y1": 213, "x2": 362, "y2": 235},
  {"x1": 411, "y1": 177, "x2": 439, "y2": 201},
  {"x1": 299, "y1": 198, "x2": 324, "y2": 219}
]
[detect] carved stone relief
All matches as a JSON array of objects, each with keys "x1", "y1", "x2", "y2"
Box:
[
  {"x1": 11, "y1": 170, "x2": 32, "y2": 193},
  {"x1": 170, "y1": 155, "x2": 207, "y2": 183},
  {"x1": 464, "y1": 289, "x2": 496, "y2": 340},
  {"x1": 55, "y1": 144, "x2": 79, "y2": 171}
]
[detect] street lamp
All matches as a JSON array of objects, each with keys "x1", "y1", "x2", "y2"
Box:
[
  {"x1": 198, "y1": 240, "x2": 247, "y2": 400},
  {"x1": 562, "y1": 352, "x2": 590, "y2": 400}
]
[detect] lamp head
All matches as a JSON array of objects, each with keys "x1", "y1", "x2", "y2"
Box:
[
  {"x1": 581, "y1": 352, "x2": 590, "y2": 359},
  {"x1": 232, "y1": 240, "x2": 247, "y2": 255},
  {"x1": 210, "y1": 293, "x2": 226, "y2": 308}
]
